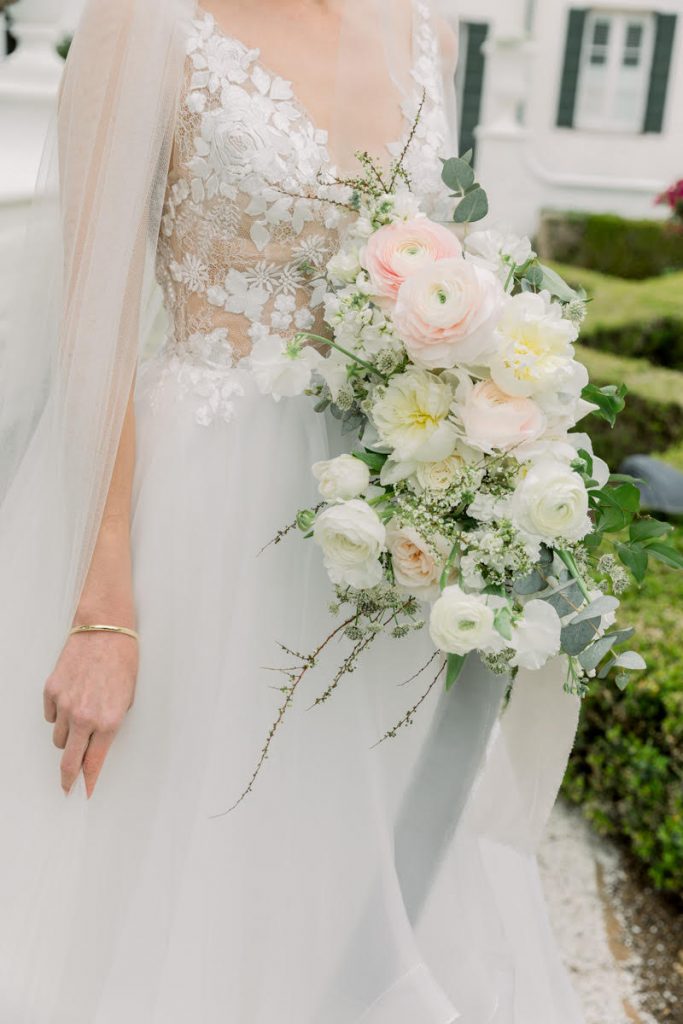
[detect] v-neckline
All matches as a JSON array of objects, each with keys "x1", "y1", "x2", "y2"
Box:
[{"x1": 192, "y1": 1, "x2": 420, "y2": 167}]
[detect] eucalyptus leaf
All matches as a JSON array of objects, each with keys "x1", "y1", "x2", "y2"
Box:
[
  {"x1": 613, "y1": 651, "x2": 647, "y2": 671},
  {"x1": 441, "y1": 157, "x2": 475, "y2": 194},
  {"x1": 524, "y1": 265, "x2": 544, "y2": 289},
  {"x1": 513, "y1": 570, "x2": 545, "y2": 595},
  {"x1": 561, "y1": 618, "x2": 602, "y2": 656},
  {"x1": 445, "y1": 653, "x2": 466, "y2": 691},
  {"x1": 572, "y1": 596, "x2": 619, "y2": 625},
  {"x1": 494, "y1": 607, "x2": 514, "y2": 642},
  {"x1": 453, "y1": 187, "x2": 489, "y2": 224},
  {"x1": 578, "y1": 634, "x2": 620, "y2": 672},
  {"x1": 544, "y1": 580, "x2": 583, "y2": 616}
]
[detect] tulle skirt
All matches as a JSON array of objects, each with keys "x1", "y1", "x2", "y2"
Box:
[{"x1": 0, "y1": 357, "x2": 585, "y2": 1023}]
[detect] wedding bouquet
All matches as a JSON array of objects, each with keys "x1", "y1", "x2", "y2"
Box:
[{"x1": 236, "y1": 138, "x2": 683, "y2": 806}]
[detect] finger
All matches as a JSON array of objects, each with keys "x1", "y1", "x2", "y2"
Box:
[
  {"x1": 82, "y1": 731, "x2": 115, "y2": 799},
  {"x1": 43, "y1": 690, "x2": 57, "y2": 724},
  {"x1": 52, "y1": 711, "x2": 70, "y2": 750},
  {"x1": 60, "y1": 724, "x2": 92, "y2": 795}
]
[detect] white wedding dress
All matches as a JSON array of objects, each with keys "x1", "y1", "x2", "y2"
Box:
[{"x1": 0, "y1": 5, "x2": 585, "y2": 1022}]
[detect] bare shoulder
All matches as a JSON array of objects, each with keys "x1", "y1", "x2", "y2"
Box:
[{"x1": 435, "y1": 14, "x2": 459, "y2": 66}]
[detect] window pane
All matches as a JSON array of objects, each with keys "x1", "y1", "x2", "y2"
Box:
[{"x1": 593, "y1": 21, "x2": 610, "y2": 46}]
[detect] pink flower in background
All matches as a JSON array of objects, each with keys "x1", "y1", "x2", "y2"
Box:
[
  {"x1": 393, "y1": 258, "x2": 503, "y2": 368},
  {"x1": 362, "y1": 217, "x2": 462, "y2": 301},
  {"x1": 656, "y1": 178, "x2": 683, "y2": 221}
]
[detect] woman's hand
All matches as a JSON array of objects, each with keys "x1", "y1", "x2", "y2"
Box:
[{"x1": 44, "y1": 631, "x2": 139, "y2": 797}]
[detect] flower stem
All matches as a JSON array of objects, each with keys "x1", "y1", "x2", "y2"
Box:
[
  {"x1": 558, "y1": 548, "x2": 592, "y2": 604},
  {"x1": 296, "y1": 332, "x2": 389, "y2": 383},
  {"x1": 439, "y1": 539, "x2": 460, "y2": 592}
]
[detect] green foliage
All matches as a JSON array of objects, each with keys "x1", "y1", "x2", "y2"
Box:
[
  {"x1": 539, "y1": 211, "x2": 683, "y2": 280},
  {"x1": 582, "y1": 318, "x2": 683, "y2": 371},
  {"x1": 564, "y1": 532, "x2": 683, "y2": 894},
  {"x1": 56, "y1": 35, "x2": 72, "y2": 60},
  {"x1": 580, "y1": 387, "x2": 683, "y2": 468},
  {"x1": 441, "y1": 151, "x2": 489, "y2": 225}
]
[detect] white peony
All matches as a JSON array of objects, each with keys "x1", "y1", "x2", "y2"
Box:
[
  {"x1": 489, "y1": 292, "x2": 579, "y2": 399},
  {"x1": 429, "y1": 585, "x2": 505, "y2": 656},
  {"x1": 313, "y1": 500, "x2": 386, "y2": 588},
  {"x1": 312, "y1": 455, "x2": 370, "y2": 501},
  {"x1": 250, "y1": 335, "x2": 322, "y2": 401},
  {"x1": 372, "y1": 368, "x2": 458, "y2": 463},
  {"x1": 386, "y1": 523, "x2": 449, "y2": 599},
  {"x1": 511, "y1": 459, "x2": 591, "y2": 543},
  {"x1": 327, "y1": 246, "x2": 362, "y2": 284},
  {"x1": 511, "y1": 600, "x2": 562, "y2": 670}
]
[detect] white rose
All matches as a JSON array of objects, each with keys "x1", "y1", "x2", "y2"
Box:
[
  {"x1": 249, "y1": 335, "x2": 321, "y2": 400},
  {"x1": 489, "y1": 292, "x2": 579, "y2": 399},
  {"x1": 313, "y1": 500, "x2": 386, "y2": 589},
  {"x1": 429, "y1": 585, "x2": 505, "y2": 656},
  {"x1": 456, "y1": 377, "x2": 546, "y2": 453},
  {"x1": 386, "y1": 523, "x2": 448, "y2": 599},
  {"x1": 511, "y1": 600, "x2": 562, "y2": 670},
  {"x1": 312, "y1": 455, "x2": 371, "y2": 501},
  {"x1": 511, "y1": 459, "x2": 590, "y2": 543},
  {"x1": 327, "y1": 247, "x2": 362, "y2": 284},
  {"x1": 372, "y1": 368, "x2": 458, "y2": 463}
]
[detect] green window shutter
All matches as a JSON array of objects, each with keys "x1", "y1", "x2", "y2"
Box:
[
  {"x1": 459, "y1": 22, "x2": 489, "y2": 163},
  {"x1": 644, "y1": 14, "x2": 678, "y2": 133},
  {"x1": 557, "y1": 8, "x2": 587, "y2": 128}
]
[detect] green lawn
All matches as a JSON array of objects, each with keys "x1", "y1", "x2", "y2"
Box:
[{"x1": 550, "y1": 261, "x2": 683, "y2": 329}]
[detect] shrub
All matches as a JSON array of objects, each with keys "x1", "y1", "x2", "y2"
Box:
[
  {"x1": 586, "y1": 388, "x2": 683, "y2": 468},
  {"x1": 538, "y1": 211, "x2": 683, "y2": 280},
  {"x1": 583, "y1": 317, "x2": 683, "y2": 370},
  {"x1": 564, "y1": 533, "x2": 683, "y2": 895}
]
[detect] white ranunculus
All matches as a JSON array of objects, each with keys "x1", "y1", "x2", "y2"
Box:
[
  {"x1": 489, "y1": 291, "x2": 579, "y2": 399},
  {"x1": 249, "y1": 335, "x2": 322, "y2": 401},
  {"x1": 511, "y1": 600, "x2": 562, "y2": 670},
  {"x1": 429, "y1": 585, "x2": 504, "y2": 656},
  {"x1": 313, "y1": 500, "x2": 386, "y2": 588},
  {"x1": 386, "y1": 523, "x2": 448, "y2": 600},
  {"x1": 371, "y1": 368, "x2": 458, "y2": 463},
  {"x1": 312, "y1": 455, "x2": 371, "y2": 501},
  {"x1": 511, "y1": 459, "x2": 591, "y2": 543}
]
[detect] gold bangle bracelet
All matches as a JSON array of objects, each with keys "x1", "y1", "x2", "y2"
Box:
[{"x1": 69, "y1": 624, "x2": 139, "y2": 642}]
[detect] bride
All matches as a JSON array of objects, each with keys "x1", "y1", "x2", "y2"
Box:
[{"x1": 0, "y1": 0, "x2": 586, "y2": 1020}]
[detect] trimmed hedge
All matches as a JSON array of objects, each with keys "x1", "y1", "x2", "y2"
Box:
[
  {"x1": 583, "y1": 317, "x2": 683, "y2": 370},
  {"x1": 564, "y1": 533, "x2": 683, "y2": 895},
  {"x1": 538, "y1": 211, "x2": 683, "y2": 280},
  {"x1": 586, "y1": 389, "x2": 683, "y2": 467}
]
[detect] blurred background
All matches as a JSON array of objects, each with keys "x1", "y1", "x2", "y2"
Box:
[{"x1": 1, "y1": 1, "x2": 682, "y2": 1021}]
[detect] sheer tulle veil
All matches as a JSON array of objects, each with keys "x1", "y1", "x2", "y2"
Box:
[{"x1": 0, "y1": 3, "x2": 583, "y2": 1020}]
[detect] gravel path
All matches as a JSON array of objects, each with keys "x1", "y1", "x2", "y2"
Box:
[{"x1": 539, "y1": 802, "x2": 653, "y2": 1024}]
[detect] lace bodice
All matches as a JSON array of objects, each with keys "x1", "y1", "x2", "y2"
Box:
[{"x1": 150, "y1": 1, "x2": 450, "y2": 425}]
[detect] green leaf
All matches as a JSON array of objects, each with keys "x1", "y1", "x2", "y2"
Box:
[
  {"x1": 494, "y1": 607, "x2": 514, "y2": 642},
  {"x1": 646, "y1": 543, "x2": 683, "y2": 571},
  {"x1": 524, "y1": 264, "x2": 544, "y2": 289},
  {"x1": 441, "y1": 157, "x2": 475, "y2": 194},
  {"x1": 537, "y1": 263, "x2": 579, "y2": 302},
  {"x1": 610, "y1": 483, "x2": 641, "y2": 514},
  {"x1": 352, "y1": 450, "x2": 387, "y2": 474},
  {"x1": 460, "y1": 148, "x2": 474, "y2": 165},
  {"x1": 575, "y1": 448, "x2": 594, "y2": 476},
  {"x1": 513, "y1": 570, "x2": 545, "y2": 595},
  {"x1": 445, "y1": 653, "x2": 466, "y2": 691},
  {"x1": 616, "y1": 542, "x2": 649, "y2": 583},
  {"x1": 453, "y1": 187, "x2": 489, "y2": 224},
  {"x1": 581, "y1": 383, "x2": 627, "y2": 427},
  {"x1": 561, "y1": 618, "x2": 602, "y2": 656},
  {"x1": 629, "y1": 518, "x2": 674, "y2": 544}
]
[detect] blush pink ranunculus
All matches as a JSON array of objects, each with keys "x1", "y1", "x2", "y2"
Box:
[
  {"x1": 393, "y1": 258, "x2": 503, "y2": 369},
  {"x1": 362, "y1": 217, "x2": 462, "y2": 301},
  {"x1": 459, "y1": 379, "x2": 546, "y2": 453}
]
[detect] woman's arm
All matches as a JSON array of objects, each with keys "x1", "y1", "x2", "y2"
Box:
[{"x1": 43, "y1": 389, "x2": 138, "y2": 798}]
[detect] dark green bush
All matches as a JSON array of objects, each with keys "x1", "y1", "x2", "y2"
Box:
[
  {"x1": 538, "y1": 211, "x2": 683, "y2": 280},
  {"x1": 587, "y1": 389, "x2": 683, "y2": 467},
  {"x1": 582, "y1": 317, "x2": 683, "y2": 370},
  {"x1": 564, "y1": 532, "x2": 683, "y2": 895}
]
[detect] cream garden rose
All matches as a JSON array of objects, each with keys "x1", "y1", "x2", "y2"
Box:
[
  {"x1": 312, "y1": 455, "x2": 370, "y2": 501},
  {"x1": 393, "y1": 258, "x2": 503, "y2": 369},
  {"x1": 386, "y1": 523, "x2": 448, "y2": 599},
  {"x1": 429, "y1": 585, "x2": 504, "y2": 656},
  {"x1": 511, "y1": 458, "x2": 590, "y2": 542},
  {"x1": 457, "y1": 378, "x2": 546, "y2": 453},
  {"x1": 362, "y1": 217, "x2": 462, "y2": 301},
  {"x1": 372, "y1": 368, "x2": 458, "y2": 463},
  {"x1": 414, "y1": 452, "x2": 467, "y2": 492},
  {"x1": 313, "y1": 500, "x2": 386, "y2": 589}
]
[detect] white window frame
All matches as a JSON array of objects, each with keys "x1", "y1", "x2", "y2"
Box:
[{"x1": 575, "y1": 9, "x2": 656, "y2": 133}]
